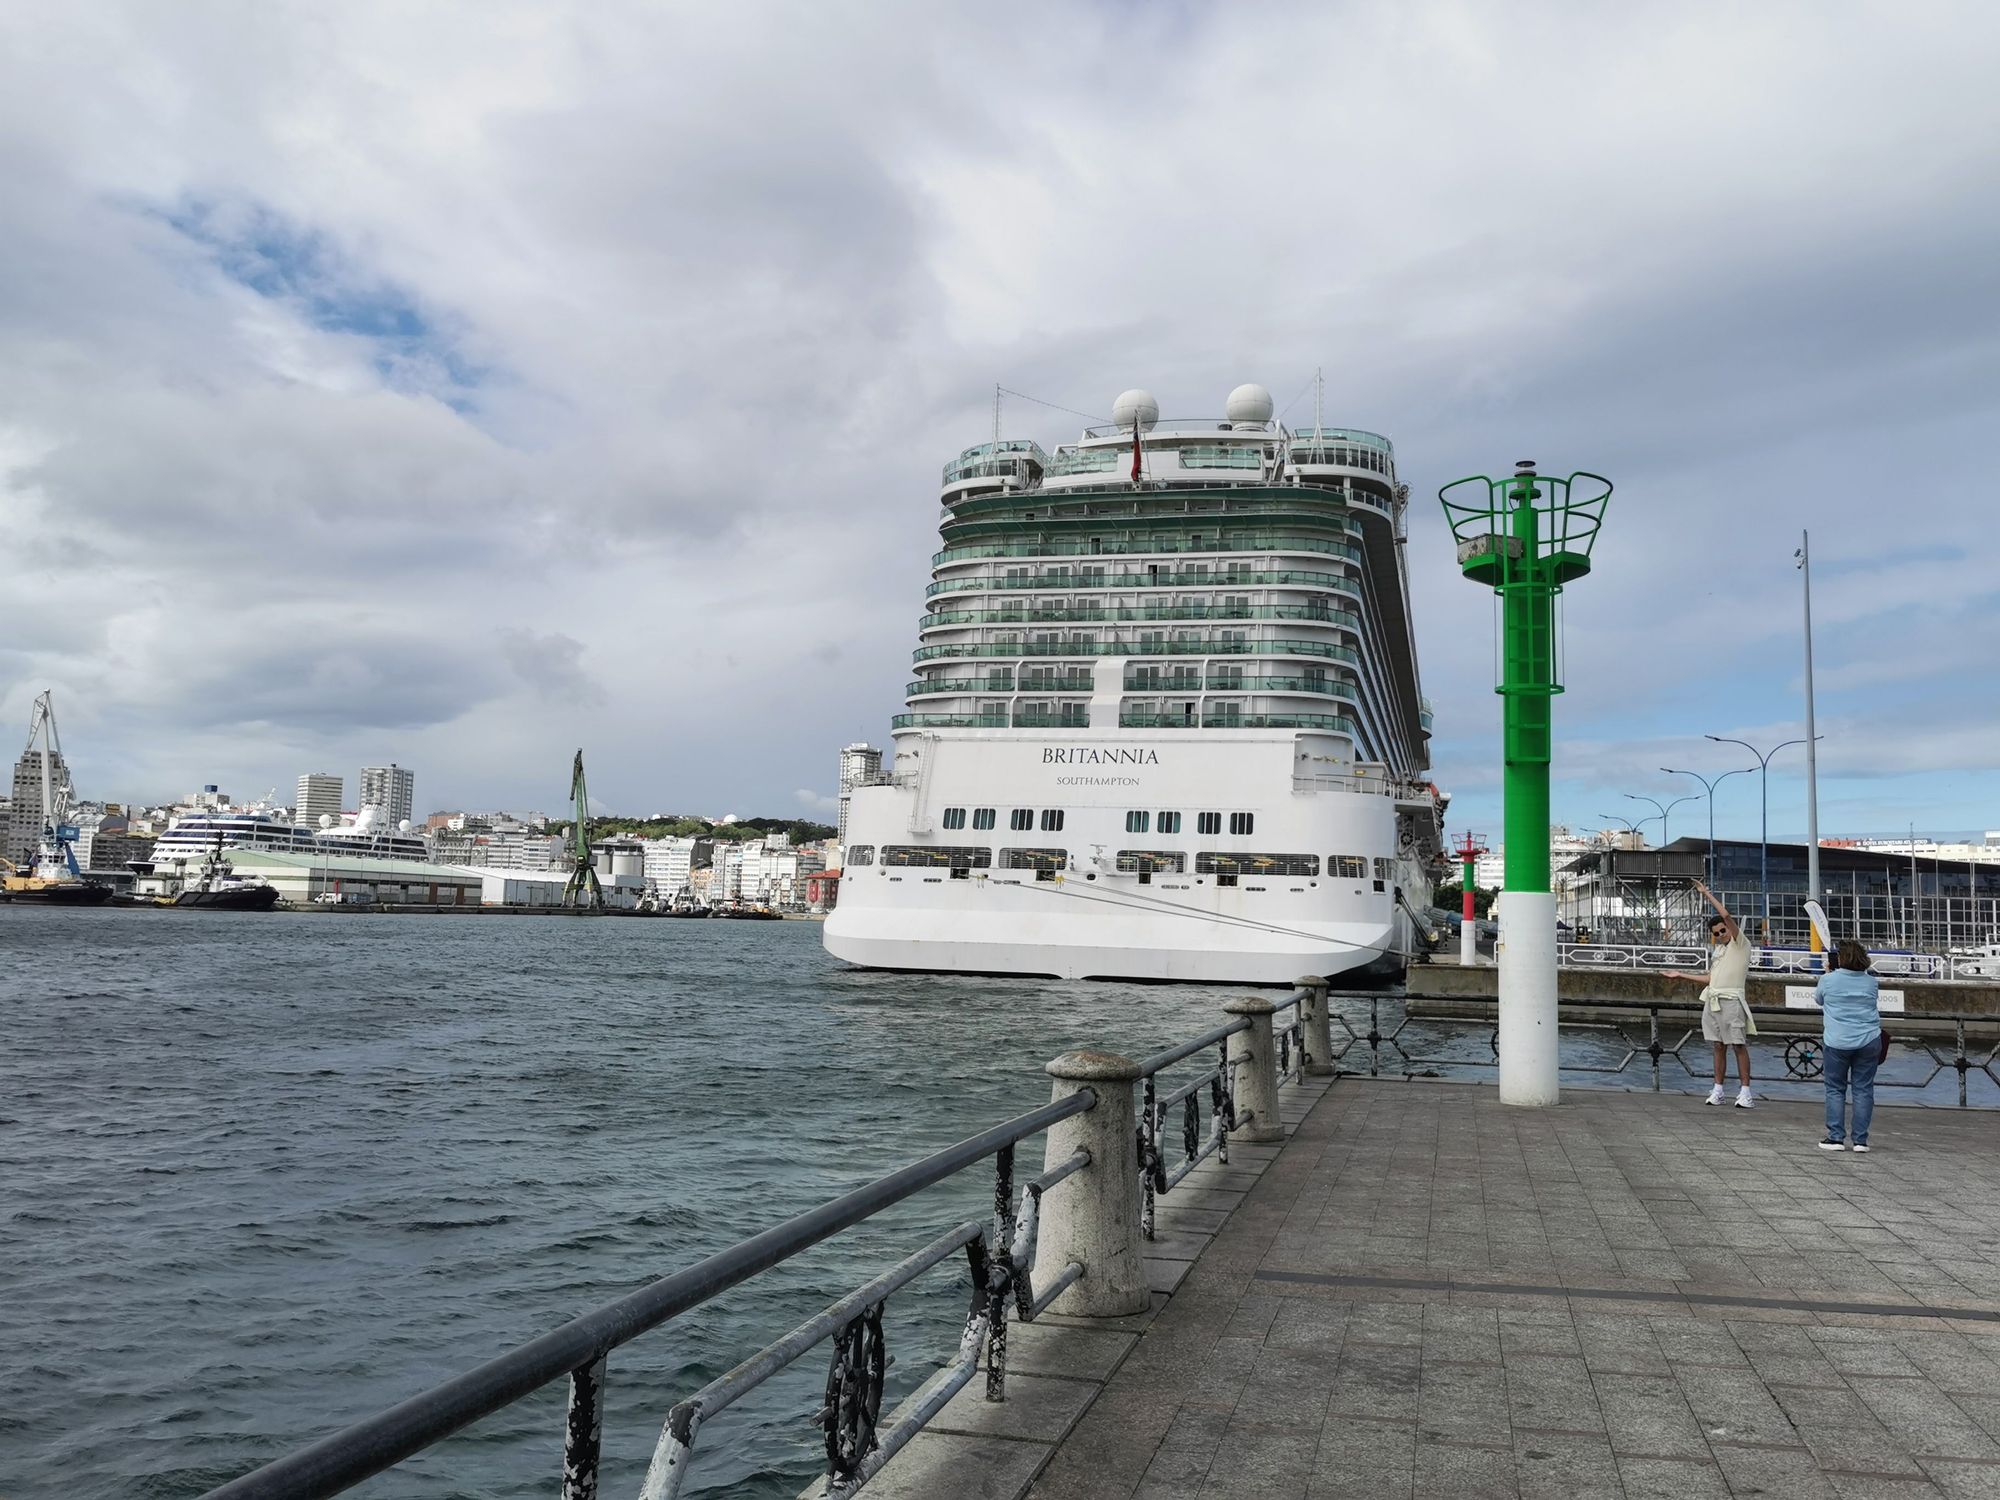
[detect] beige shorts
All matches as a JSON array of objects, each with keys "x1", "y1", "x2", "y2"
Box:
[{"x1": 1700, "y1": 989, "x2": 1752, "y2": 1045}]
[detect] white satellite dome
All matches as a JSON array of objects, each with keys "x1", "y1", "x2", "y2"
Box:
[
  {"x1": 1110, "y1": 389, "x2": 1159, "y2": 431},
  {"x1": 1225, "y1": 383, "x2": 1275, "y2": 424}
]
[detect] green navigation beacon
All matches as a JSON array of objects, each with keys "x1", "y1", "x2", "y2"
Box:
[{"x1": 1440, "y1": 462, "x2": 1612, "y2": 1105}]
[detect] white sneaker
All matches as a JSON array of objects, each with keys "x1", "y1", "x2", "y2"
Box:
[
  {"x1": 1706, "y1": 1084, "x2": 1726, "y2": 1105},
  {"x1": 1735, "y1": 1087, "x2": 1755, "y2": 1109}
]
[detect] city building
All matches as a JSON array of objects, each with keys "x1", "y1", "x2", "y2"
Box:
[
  {"x1": 1833, "y1": 833, "x2": 2000, "y2": 864},
  {"x1": 642, "y1": 836, "x2": 698, "y2": 902},
  {"x1": 1473, "y1": 824, "x2": 1639, "y2": 893},
  {"x1": 358, "y1": 764, "x2": 415, "y2": 826},
  {"x1": 836, "y1": 743, "x2": 881, "y2": 854},
  {"x1": 296, "y1": 773, "x2": 344, "y2": 831},
  {"x1": 7, "y1": 741, "x2": 68, "y2": 865},
  {"x1": 219, "y1": 850, "x2": 482, "y2": 907},
  {"x1": 1560, "y1": 837, "x2": 2000, "y2": 949}
]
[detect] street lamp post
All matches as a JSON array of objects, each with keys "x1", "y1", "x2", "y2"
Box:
[
  {"x1": 1703, "y1": 734, "x2": 1817, "y2": 940},
  {"x1": 1661, "y1": 766, "x2": 1755, "y2": 890},
  {"x1": 1624, "y1": 793, "x2": 1698, "y2": 849}
]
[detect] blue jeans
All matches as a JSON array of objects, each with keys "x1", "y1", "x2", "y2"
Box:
[{"x1": 1823, "y1": 1042, "x2": 1879, "y2": 1144}]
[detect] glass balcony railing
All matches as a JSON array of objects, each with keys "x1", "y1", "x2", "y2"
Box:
[
  {"x1": 1117, "y1": 712, "x2": 1358, "y2": 732},
  {"x1": 932, "y1": 536, "x2": 1363, "y2": 567},
  {"x1": 890, "y1": 714, "x2": 1011, "y2": 729},
  {"x1": 1012, "y1": 709, "x2": 1090, "y2": 728},
  {"x1": 941, "y1": 440, "x2": 1048, "y2": 483},
  {"x1": 912, "y1": 638, "x2": 1362, "y2": 663},
  {"x1": 919, "y1": 605, "x2": 1360, "y2": 631},
  {"x1": 1120, "y1": 675, "x2": 1356, "y2": 697},
  {"x1": 904, "y1": 677, "x2": 1014, "y2": 697},
  {"x1": 941, "y1": 495, "x2": 1359, "y2": 531},
  {"x1": 925, "y1": 568, "x2": 1360, "y2": 598}
]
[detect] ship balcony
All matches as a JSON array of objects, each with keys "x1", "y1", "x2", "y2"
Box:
[
  {"x1": 904, "y1": 675, "x2": 1015, "y2": 698},
  {"x1": 912, "y1": 637, "x2": 1361, "y2": 663},
  {"x1": 917, "y1": 604, "x2": 1360, "y2": 631},
  {"x1": 1123, "y1": 673, "x2": 1356, "y2": 699},
  {"x1": 940, "y1": 441, "x2": 1048, "y2": 484},
  {"x1": 925, "y1": 567, "x2": 1362, "y2": 601},
  {"x1": 890, "y1": 708, "x2": 1091, "y2": 730},
  {"x1": 932, "y1": 535, "x2": 1363, "y2": 567},
  {"x1": 1117, "y1": 709, "x2": 1358, "y2": 733}
]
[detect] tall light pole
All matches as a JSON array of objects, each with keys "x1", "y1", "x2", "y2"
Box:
[
  {"x1": 1441, "y1": 462, "x2": 1613, "y2": 1106},
  {"x1": 1625, "y1": 793, "x2": 1697, "y2": 849},
  {"x1": 1662, "y1": 765, "x2": 1755, "y2": 890},
  {"x1": 1704, "y1": 734, "x2": 1817, "y2": 940},
  {"x1": 1796, "y1": 532, "x2": 1822, "y2": 932}
]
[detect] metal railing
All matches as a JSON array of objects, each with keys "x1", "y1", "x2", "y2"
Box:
[
  {"x1": 1557, "y1": 941, "x2": 2000, "y2": 984},
  {"x1": 199, "y1": 989, "x2": 1321, "y2": 1500},
  {"x1": 1324, "y1": 991, "x2": 2000, "y2": 1108}
]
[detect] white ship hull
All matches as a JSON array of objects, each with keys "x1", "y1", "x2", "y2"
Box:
[{"x1": 824, "y1": 729, "x2": 1430, "y2": 984}]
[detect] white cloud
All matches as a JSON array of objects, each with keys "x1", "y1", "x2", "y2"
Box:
[{"x1": 1, "y1": 0, "x2": 1996, "y2": 832}]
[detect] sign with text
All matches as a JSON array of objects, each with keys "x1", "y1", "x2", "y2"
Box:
[{"x1": 1784, "y1": 985, "x2": 1905, "y2": 1014}]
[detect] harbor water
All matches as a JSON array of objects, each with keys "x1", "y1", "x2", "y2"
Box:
[{"x1": 0, "y1": 909, "x2": 1968, "y2": 1497}]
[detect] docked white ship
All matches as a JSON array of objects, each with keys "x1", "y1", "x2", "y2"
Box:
[{"x1": 824, "y1": 382, "x2": 1446, "y2": 984}]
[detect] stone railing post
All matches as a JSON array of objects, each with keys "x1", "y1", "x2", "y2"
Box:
[
  {"x1": 1223, "y1": 997, "x2": 1283, "y2": 1144},
  {"x1": 1297, "y1": 975, "x2": 1334, "y2": 1077},
  {"x1": 1038, "y1": 1050, "x2": 1149, "y2": 1317}
]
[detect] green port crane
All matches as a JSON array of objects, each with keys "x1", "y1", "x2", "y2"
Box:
[{"x1": 561, "y1": 748, "x2": 603, "y2": 911}]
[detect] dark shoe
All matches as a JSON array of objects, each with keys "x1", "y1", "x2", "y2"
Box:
[{"x1": 1818, "y1": 1138, "x2": 1846, "y2": 1151}]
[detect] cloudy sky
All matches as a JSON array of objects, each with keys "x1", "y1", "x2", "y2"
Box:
[{"x1": 3, "y1": 1, "x2": 1996, "y2": 842}]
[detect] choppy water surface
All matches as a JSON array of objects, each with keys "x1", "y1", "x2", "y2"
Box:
[{"x1": 1, "y1": 909, "x2": 1977, "y2": 1498}]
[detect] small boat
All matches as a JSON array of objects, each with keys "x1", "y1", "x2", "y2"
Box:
[
  {"x1": 164, "y1": 834, "x2": 281, "y2": 910},
  {"x1": 714, "y1": 905, "x2": 782, "y2": 921},
  {"x1": 662, "y1": 904, "x2": 713, "y2": 918}
]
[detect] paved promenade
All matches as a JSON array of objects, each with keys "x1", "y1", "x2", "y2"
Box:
[{"x1": 882, "y1": 1078, "x2": 2000, "y2": 1499}]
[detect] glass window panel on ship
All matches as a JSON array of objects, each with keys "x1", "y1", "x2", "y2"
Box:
[
  {"x1": 1000, "y1": 848, "x2": 1068, "y2": 871},
  {"x1": 881, "y1": 846, "x2": 992, "y2": 869},
  {"x1": 972, "y1": 808, "x2": 996, "y2": 831},
  {"x1": 1117, "y1": 850, "x2": 1186, "y2": 874},
  {"x1": 1010, "y1": 809, "x2": 1034, "y2": 831},
  {"x1": 1197, "y1": 812, "x2": 1222, "y2": 835},
  {"x1": 942, "y1": 807, "x2": 967, "y2": 830},
  {"x1": 845, "y1": 846, "x2": 874, "y2": 866},
  {"x1": 1331, "y1": 855, "x2": 1367, "y2": 879},
  {"x1": 1157, "y1": 811, "x2": 1182, "y2": 834},
  {"x1": 1125, "y1": 810, "x2": 1149, "y2": 834},
  {"x1": 1195, "y1": 853, "x2": 1319, "y2": 877}
]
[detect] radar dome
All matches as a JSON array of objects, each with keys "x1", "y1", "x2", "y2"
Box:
[
  {"x1": 1110, "y1": 389, "x2": 1159, "y2": 431},
  {"x1": 1225, "y1": 383, "x2": 1274, "y2": 424}
]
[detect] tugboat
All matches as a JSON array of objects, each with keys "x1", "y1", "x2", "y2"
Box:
[
  {"x1": 1, "y1": 691, "x2": 113, "y2": 906},
  {"x1": 168, "y1": 834, "x2": 281, "y2": 911}
]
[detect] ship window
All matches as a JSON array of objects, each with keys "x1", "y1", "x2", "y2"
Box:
[
  {"x1": 1331, "y1": 855, "x2": 1368, "y2": 879},
  {"x1": 1196, "y1": 853, "x2": 1318, "y2": 877},
  {"x1": 845, "y1": 846, "x2": 874, "y2": 866},
  {"x1": 1197, "y1": 812, "x2": 1222, "y2": 835},
  {"x1": 882, "y1": 846, "x2": 992, "y2": 869},
  {"x1": 1010, "y1": 809, "x2": 1034, "y2": 831},
  {"x1": 942, "y1": 807, "x2": 966, "y2": 830},
  {"x1": 1125, "y1": 810, "x2": 1150, "y2": 833},
  {"x1": 1157, "y1": 811, "x2": 1182, "y2": 834},
  {"x1": 1229, "y1": 812, "x2": 1255, "y2": 835},
  {"x1": 1117, "y1": 850, "x2": 1186, "y2": 874},
  {"x1": 1373, "y1": 857, "x2": 1393, "y2": 880},
  {"x1": 972, "y1": 808, "x2": 996, "y2": 830},
  {"x1": 1040, "y1": 809, "x2": 1065, "y2": 832},
  {"x1": 1000, "y1": 847, "x2": 1068, "y2": 871}
]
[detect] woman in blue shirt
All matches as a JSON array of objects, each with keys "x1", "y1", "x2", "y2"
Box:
[{"x1": 1814, "y1": 939, "x2": 1882, "y2": 1152}]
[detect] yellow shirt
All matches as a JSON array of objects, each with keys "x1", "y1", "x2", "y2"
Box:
[{"x1": 1710, "y1": 933, "x2": 1751, "y2": 991}]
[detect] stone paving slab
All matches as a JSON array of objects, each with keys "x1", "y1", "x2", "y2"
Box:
[
  {"x1": 864, "y1": 1076, "x2": 2000, "y2": 1498},
  {"x1": 1027, "y1": 1080, "x2": 2000, "y2": 1499}
]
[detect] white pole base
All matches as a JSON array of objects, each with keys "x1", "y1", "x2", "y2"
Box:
[
  {"x1": 1496, "y1": 890, "x2": 1559, "y2": 1106},
  {"x1": 1459, "y1": 923, "x2": 1477, "y2": 967}
]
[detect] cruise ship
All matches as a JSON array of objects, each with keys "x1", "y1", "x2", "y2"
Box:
[{"x1": 823, "y1": 383, "x2": 1446, "y2": 984}]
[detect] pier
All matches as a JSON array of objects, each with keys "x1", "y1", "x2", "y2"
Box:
[{"x1": 193, "y1": 987, "x2": 2000, "y2": 1500}]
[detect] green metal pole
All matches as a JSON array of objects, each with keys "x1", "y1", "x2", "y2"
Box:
[{"x1": 1501, "y1": 475, "x2": 1553, "y2": 894}]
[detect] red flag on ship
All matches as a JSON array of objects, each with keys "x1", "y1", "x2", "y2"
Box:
[{"x1": 1130, "y1": 413, "x2": 1143, "y2": 483}]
